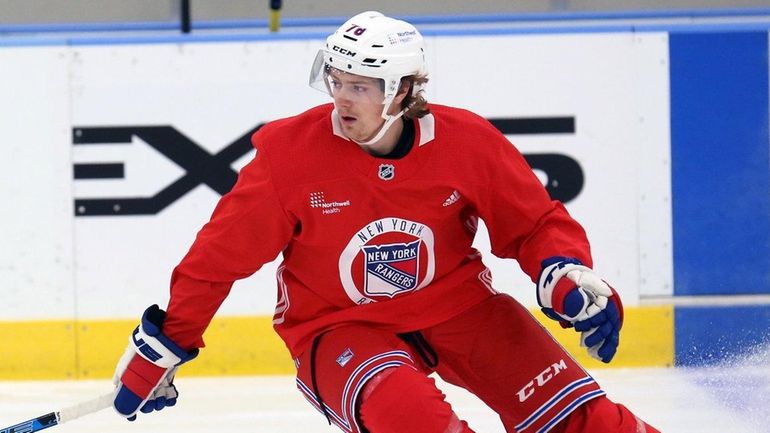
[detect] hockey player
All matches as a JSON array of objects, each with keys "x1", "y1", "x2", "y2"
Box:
[{"x1": 111, "y1": 11, "x2": 660, "y2": 433}]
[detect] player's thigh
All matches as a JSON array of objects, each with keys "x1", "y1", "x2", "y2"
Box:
[
  {"x1": 294, "y1": 326, "x2": 420, "y2": 433},
  {"x1": 422, "y1": 294, "x2": 605, "y2": 433}
]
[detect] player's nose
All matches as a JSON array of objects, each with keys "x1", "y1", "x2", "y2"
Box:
[{"x1": 333, "y1": 90, "x2": 354, "y2": 107}]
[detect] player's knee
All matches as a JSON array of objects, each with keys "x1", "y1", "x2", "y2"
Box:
[
  {"x1": 358, "y1": 365, "x2": 472, "y2": 433},
  {"x1": 360, "y1": 366, "x2": 397, "y2": 401}
]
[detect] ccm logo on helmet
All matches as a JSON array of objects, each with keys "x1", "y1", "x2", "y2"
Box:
[
  {"x1": 516, "y1": 359, "x2": 568, "y2": 402},
  {"x1": 332, "y1": 45, "x2": 356, "y2": 57}
]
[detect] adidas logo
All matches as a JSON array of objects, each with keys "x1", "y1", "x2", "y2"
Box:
[{"x1": 442, "y1": 190, "x2": 461, "y2": 207}]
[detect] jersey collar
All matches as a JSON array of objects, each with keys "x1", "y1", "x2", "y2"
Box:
[{"x1": 330, "y1": 109, "x2": 436, "y2": 147}]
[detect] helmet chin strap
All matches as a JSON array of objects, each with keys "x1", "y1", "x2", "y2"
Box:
[
  {"x1": 350, "y1": 91, "x2": 419, "y2": 146},
  {"x1": 352, "y1": 108, "x2": 407, "y2": 146}
]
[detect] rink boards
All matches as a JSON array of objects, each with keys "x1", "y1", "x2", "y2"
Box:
[
  {"x1": 0, "y1": 307, "x2": 675, "y2": 379},
  {"x1": 1, "y1": 11, "x2": 769, "y2": 379},
  {"x1": 4, "y1": 304, "x2": 770, "y2": 379}
]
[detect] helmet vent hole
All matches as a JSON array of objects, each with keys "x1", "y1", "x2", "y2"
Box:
[
  {"x1": 363, "y1": 58, "x2": 377, "y2": 64},
  {"x1": 343, "y1": 35, "x2": 358, "y2": 41},
  {"x1": 371, "y1": 44, "x2": 384, "y2": 48}
]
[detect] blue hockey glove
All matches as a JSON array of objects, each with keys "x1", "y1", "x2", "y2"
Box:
[
  {"x1": 112, "y1": 305, "x2": 198, "y2": 420},
  {"x1": 536, "y1": 257, "x2": 624, "y2": 363}
]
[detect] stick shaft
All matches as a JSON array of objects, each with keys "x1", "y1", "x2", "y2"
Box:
[
  {"x1": 57, "y1": 392, "x2": 113, "y2": 424},
  {"x1": 0, "y1": 392, "x2": 113, "y2": 433}
]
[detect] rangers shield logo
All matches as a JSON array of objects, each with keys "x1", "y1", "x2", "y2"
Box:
[
  {"x1": 361, "y1": 239, "x2": 421, "y2": 297},
  {"x1": 339, "y1": 217, "x2": 436, "y2": 304}
]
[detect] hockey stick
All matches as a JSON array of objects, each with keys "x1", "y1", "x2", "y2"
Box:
[{"x1": 0, "y1": 392, "x2": 113, "y2": 433}]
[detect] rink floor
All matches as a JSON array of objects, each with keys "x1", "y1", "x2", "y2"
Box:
[{"x1": 1, "y1": 364, "x2": 768, "y2": 433}]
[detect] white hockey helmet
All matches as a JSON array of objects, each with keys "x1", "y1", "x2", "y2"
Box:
[{"x1": 309, "y1": 11, "x2": 426, "y2": 110}]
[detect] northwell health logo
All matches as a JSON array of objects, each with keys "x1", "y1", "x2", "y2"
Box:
[{"x1": 309, "y1": 192, "x2": 351, "y2": 215}]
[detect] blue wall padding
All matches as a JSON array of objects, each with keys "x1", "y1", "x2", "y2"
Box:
[
  {"x1": 675, "y1": 305, "x2": 770, "y2": 366},
  {"x1": 670, "y1": 31, "x2": 770, "y2": 295}
]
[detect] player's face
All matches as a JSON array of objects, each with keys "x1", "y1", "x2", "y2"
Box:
[{"x1": 326, "y1": 69, "x2": 390, "y2": 143}]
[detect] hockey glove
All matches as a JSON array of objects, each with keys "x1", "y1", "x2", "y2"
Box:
[
  {"x1": 536, "y1": 257, "x2": 624, "y2": 363},
  {"x1": 112, "y1": 304, "x2": 198, "y2": 420}
]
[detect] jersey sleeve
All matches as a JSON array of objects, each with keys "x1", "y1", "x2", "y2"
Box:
[
  {"x1": 163, "y1": 139, "x2": 296, "y2": 349},
  {"x1": 477, "y1": 131, "x2": 592, "y2": 282}
]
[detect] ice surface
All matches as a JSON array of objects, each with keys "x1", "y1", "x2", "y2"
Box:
[{"x1": 1, "y1": 359, "x2": 768, "y2": 433}]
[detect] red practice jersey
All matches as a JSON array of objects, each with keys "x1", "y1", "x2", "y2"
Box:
[{"x1": 163, "y1": 103, "x2": 592, "y2": 356}]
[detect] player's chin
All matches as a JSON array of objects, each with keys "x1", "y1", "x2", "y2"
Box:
[{"x1": 344, "y1": 127, "x2": 368, "y2": 142}]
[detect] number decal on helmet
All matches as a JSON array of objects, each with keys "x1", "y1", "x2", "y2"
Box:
[{"x1": 346, "y1": 24, "x2": 367, "y2": 36}]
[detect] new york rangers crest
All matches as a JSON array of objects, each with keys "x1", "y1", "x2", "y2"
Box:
[
  {"x1": 339, "y1": 217, "x2": 436, "y2": 304},
  {"x1": 362, "y1": 240, "x2": 421, "y2": 297}
]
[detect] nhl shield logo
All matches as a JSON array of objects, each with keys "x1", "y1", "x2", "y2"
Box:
[
  {"x1": 378, "y1": 164, "x2": 395, "y2": 181},
  {"x1": 361, "y1": 240, "x2": 420, "y2": 297}
]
